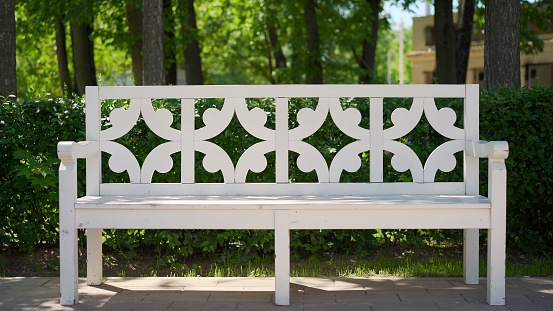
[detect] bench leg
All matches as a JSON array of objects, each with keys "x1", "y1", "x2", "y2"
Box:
[
  {"x1": 486, "y1": 159, "x2": 506, "y2": 305},
  {"x1": 487, "y1": 227, "x2": 506, "y2": 305},
  {"x1": 59, "y1": 161, "x2": 78, "y2": 305},
  {"x1": 274, "y1": 210, "x2": 290, "y2": 306},
  {"x1": 87, "y1": 228, "x2": 103, "y2": 285},
  {"x1": 463, "y1": 229, "x2": 479, "y2": 284},
  {"x1": 60, "y1": 226, "x2": 79, "y2": 305}
]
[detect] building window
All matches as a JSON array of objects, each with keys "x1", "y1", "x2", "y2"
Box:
[
  {"x1": 425, "y1": 26, "x2": 435, "y2": 46},
  {"x1": 527, "y1": 64, "x2": 553, "y2": 87},
  {"x1": 424, "y1": 71, "x2": 435, "y2": 84},
  {"x1": 474, "y1": 68, "x2": 485, "y2": 87}
]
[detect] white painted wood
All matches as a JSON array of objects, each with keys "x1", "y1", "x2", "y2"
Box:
[
  {"x1": 274, "y1": 210, "x2": 290, "y2": 305},
  {"x1": 86, "y1": 228, "x2": 103, "y2": 285},
  {"x1": 370, "y1": 98, "x2": 384, "y2": 182},
  {"x1": 463, "y1": 228, "x2": 480, "y2": 284},
  {"x1": 100, "y1": 98, "x2": 141, "y2": 141},
  {"x1": 487, "y1": 159, "x2": 507, "y2": 305},
  {"x1": 235, "y1": 98, "x2": 274, "y2": 141},
  {"x1": 141, "y1": 142, "x2": 180, "y2": 183},
  {"x1": 182, "y1": 98, "x2": 195, "y2": 183},
  {"x1": 98, "y1": 84, "x2": 467, "y2": 99},
  {"x1": 329, "y1": 140, "x2": 370, "y2": 182},
  {"x1": 289, "y1": 209, "x2": 490, "y2": 229},
  {"x1": 60, "y1": 84, "x2": 508, "y2": 306},
  {"x1": 76, "y1": 194, "x2": 491, "y2": 209},
  {"x1": 383, "y1": 140, "x2": 424, "y2": 182},
  {"x1": 276, "y1": 98, "x2": 289, "y2": 183},
  {"x1": 235, "y1": 141, "x2": 275, "y2": 183},
  {"x1": 76, "y1": 209, "x2": 275, "y2": 229},
  {"x1": 383, "y1": 98, "x2": 424, "y2": 140},
  {"x1": 328, "y1": 98, "x2": 369, "y2": 140},
  {"x1": 99, "y1": 182, "x2": 468, "y2": 196},
  {"x1": 74, "y1": 208, "x2": 489, "y2": 231},
  {"x1": 140, "y1": 98, "x2": 181, "y2": 141},
  {"x1": 467, "y1": 140, "x2": 509, "y2": 160},
  {"x1": 59, "y1": 159, "x2": 78, "y2": 305},
  {"x1": 85, "y1": 86, "x2": 101, "y2": 196},
  {"x1": 462, "y1": 87, "x2": 482, "y2": 286},
  {"x1": 195, "y1": 141, "x2": 235, "y2": 183},
  {"x1": 289, "y1": 97, "x2": 329, "y2": 140},
  {"x1": 423, "y1": 98, "x2": 464, "y2": 139},
  {"x1": 194, "y1": 98, "x2": 235, "y2": 141},
  {"x1": 464, "y1": 84, "x2": 480, "y2": 194},
  {"x1": 57, "y1": 141, "x2": 99, "y2": 160},
  {"x1": 100, "y1": 141, "x2": 141, "y2": 183},
  {"x1": 423, "y1": 140, "x2": 465, "y2": 182},
  {"x1": 289, "y1": 141, "x2": 329, "y2": 182}
]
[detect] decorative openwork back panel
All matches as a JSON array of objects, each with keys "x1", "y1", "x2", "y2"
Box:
[{"x1": 86, "y1": 85, "x2": 480, "y2": 196}]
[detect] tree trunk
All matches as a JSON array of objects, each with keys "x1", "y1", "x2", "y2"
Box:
[
  {"x1": 143, "y1": 0, "x2": 164, "y2": 86},
  {"x1": 126, "y1": 0, "x2": 143, "y2": 86},
  {"x1": 183, "y1": 0, "x2": 204, "y2": 85},
  {"x1": 55, "y1": 19, "x2": 74, "y2": 97},
  {"x1": 304, "y1": 0, "x2": 323, "y2": 84},
  {"x1": 359, "y1": 0, "x2": 380, "y2": 84},
  {"x1": 268, "y1": 26, "x2": 287, "y2": 71},
  {"x1": 485, "y1": 0, "x2": 520, "y2": 89},
  {"x1": 434, "y1": 0, "x2": 457, "y2": 84},
  {"x1": 455, "y1": 0, "x2": 475, "y2": 84},
  {"x1": 0, "y1": 0, "x2": 17, "y2": 98},
  {"x1": 163, "y1": 0, "x2": 177, "y2": 85},
  {"x1": 265, "y1": 1, "x2": 287, "y2": 84},
  {"x1": 70, "y1": 21, "x2": 97, "y2": 96}
]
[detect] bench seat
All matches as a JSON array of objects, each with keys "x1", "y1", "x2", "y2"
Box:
[
  {"x1": 75, "y1": 194, "x2": 491, "y2": 230},
  {"x1": 77, "y1": 194, "x2": 490, "y2": 209}
]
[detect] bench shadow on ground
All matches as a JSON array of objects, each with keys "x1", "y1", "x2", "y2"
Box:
[{"x1": 1, "y1": 277, "x2": 552, "y2": 310}]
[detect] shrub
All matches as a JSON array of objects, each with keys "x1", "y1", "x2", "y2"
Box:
[
  {"x1": 480, "y1": 86, "x2": 553, "y2": 255},
  {"x1": 1, "y1": 86, "x2": 552, "y2": 256},
  {"x1": 0, "y1": 96, "x2": 85, "y2": 251}
]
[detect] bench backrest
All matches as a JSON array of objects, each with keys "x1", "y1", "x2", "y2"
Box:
[{"x1": 85, "y1": 84, "x2": 480, "y2": 197}]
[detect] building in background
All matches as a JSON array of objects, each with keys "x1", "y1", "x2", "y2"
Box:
[{"x1": 407, "y1": 15, "x2": 553, "y2": 87}]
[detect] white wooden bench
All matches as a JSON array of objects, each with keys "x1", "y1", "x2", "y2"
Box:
[{"x1": 58, "y1": 84, "x2": 508, "y2": 306}]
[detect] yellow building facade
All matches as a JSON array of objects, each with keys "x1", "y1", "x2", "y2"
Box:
[{"x1": 407, "y1": 15, "x2": 553, "y2": 87}]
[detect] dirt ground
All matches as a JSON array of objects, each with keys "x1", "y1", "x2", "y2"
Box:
[{"x1": 0, "y1": 244, "x2": 469, "y2": 278}]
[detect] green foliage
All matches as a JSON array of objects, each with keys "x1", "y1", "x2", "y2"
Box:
[
  {"x1": 0, "y1": 96, "x2": 85, "y2": 251},
  {"x1": 480, "y1": 86, "x2": 553, "y2": 255},
  {"x1": 2, "y1": 87, "x2": 552, "y2": 258}
]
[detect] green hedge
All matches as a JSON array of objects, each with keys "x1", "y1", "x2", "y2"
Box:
[
  {"x1": 1, "y1": 87, "x2": 552, "y2": 256},
  {"x1": 480, "y1": 87, "x2": 553, "y2": 255}
]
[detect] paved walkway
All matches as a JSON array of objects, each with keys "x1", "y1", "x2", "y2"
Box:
[{"x1": 1, "y1": 277, "x2": 552, "y2": 310}]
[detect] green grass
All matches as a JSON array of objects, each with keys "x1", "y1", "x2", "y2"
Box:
[{"x1": 133, "y1": 254, "x2": 553, "y2": 278}]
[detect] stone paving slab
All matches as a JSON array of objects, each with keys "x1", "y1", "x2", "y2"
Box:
[{"x1": 0, "y1": 277, "x2": 551, "y2": 310}]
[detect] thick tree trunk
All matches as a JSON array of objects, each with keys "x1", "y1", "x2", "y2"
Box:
[
  {"x1": 183, "y1": 0, "x2": 204, "y2": 85},
  {"x1": 126, "y1": 0, "x2": 143, "y2": 86},
  {"x1": 70, "y1": 21, "x2": 97, "y2": 96},
  {"x1": 304, "y1": 0, "x2": 323, "y2": 84},
  {"x1": 55, "y1": 19, "x2": 74, "y2": 97},
  {"x1": 455, "y1": 0, "x2": 475, "y2": 84},
  {"x1": 434, "y1": 0, "x2": 457, "y2": 84},
  {"x1": 143, "y1": 0, "x2": 164, "y2": 85},
  {"x1": 359, "y1": 0, "x2": 380, "y2": 84},
  {"x1": 163, "y1": 0, "x2": 177, "y2": 85},
  {"x1": 485, "y1": 0, "x2": 520, "y2": 89},
  {"x1": 0, "y1": 0, "x2": 17, "y2": 98}
]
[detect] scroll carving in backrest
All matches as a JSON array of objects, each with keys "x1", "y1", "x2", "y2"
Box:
[{"x1": 98, "y1": 92, "x2": 467, "y2": 185}]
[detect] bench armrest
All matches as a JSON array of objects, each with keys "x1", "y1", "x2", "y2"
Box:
[
  {"x1": 58, "y1": 141, "x2": 99, "y2": 162},
  {"x1": 467, "y1": 140, "x2": 509, "y2": 161}
]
